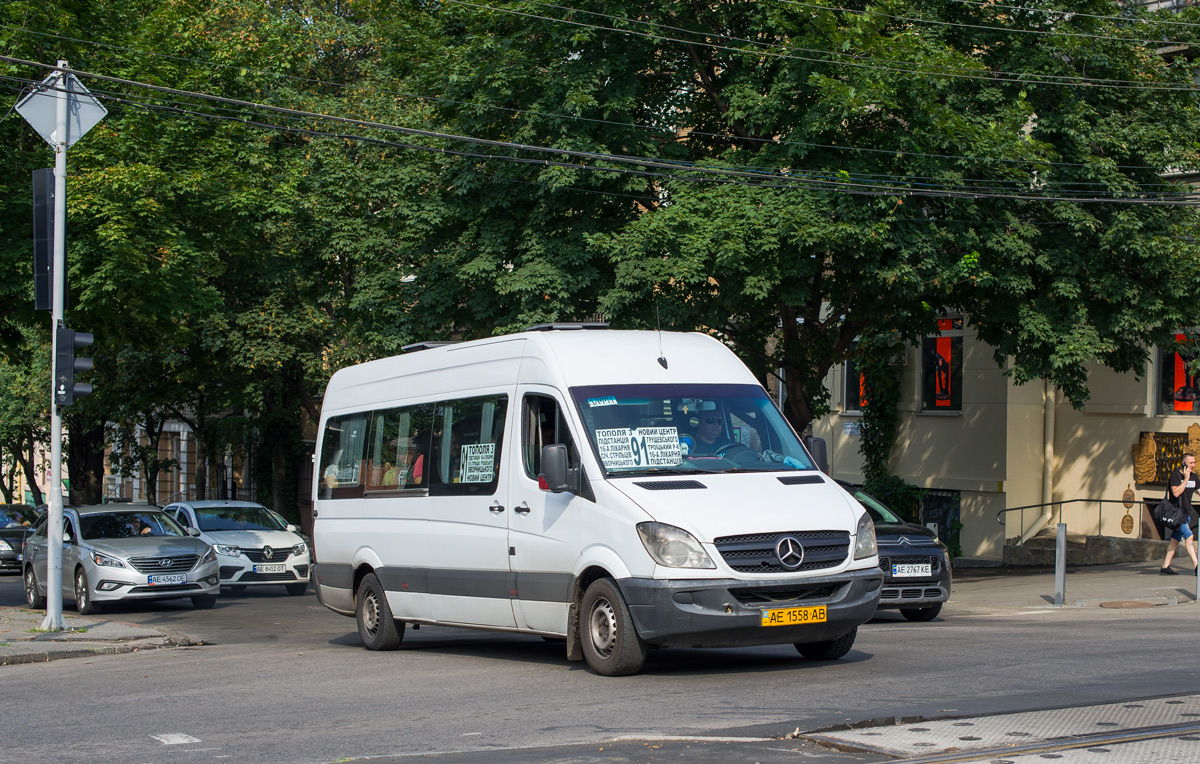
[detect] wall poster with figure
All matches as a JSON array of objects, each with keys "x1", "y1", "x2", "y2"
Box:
[{"x1": 921, "y1": 317, "x2": 962, "y2": 412}]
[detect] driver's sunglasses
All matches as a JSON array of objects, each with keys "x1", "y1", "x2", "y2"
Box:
[{"x1": 701, "y1": 416, "x2": 720, "y2": 424}]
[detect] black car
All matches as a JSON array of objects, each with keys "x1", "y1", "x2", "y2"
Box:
[
  {"x1": 0, "y1": 504, "x2": 39, "y2": 573},
  {"x1": 841, "y1": 485, "x2": 952, "y2": 621}
]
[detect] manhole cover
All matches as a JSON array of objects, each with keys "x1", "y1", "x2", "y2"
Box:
[{"x1": 1099, "y1": 600, "x2": 1156, "y2": 609}]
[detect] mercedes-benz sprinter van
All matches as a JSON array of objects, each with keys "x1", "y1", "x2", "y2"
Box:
[{"x1": 311, "y1": 325, "x2": 881, "y2": 675}]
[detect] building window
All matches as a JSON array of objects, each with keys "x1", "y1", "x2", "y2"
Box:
[
  {"x1": 921, "y1": 317, "x2": 963, "y2": 412},
  {"x1": 1159, "y1": 330, "x2": 1199, "y2": 415}
]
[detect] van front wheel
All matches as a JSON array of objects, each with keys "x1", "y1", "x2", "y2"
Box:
[
  {"x1": 795, "y1": 626, "x2": 857, "y2": 661},
  {"x1": 580, "y1": 578, "x2": 647, "y2": 676},
  {"x1": 357, "y1": 572, "x2": 403, "y2": 651}
]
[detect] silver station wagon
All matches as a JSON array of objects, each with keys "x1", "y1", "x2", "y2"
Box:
[{"x1": 23, "y1": 504, "x2": 220, "y2": 614}]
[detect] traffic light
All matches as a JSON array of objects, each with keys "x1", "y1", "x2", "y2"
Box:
[{"x1": 54, "y1": 324, "x2": 93, "y2": 407}]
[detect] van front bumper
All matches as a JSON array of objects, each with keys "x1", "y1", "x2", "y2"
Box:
[{"x1": 618, "y1": 567, "x2": 882, "y2": 649}]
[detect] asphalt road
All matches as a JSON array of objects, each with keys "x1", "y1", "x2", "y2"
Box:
[{"x1": 2, "y1": 572, "x2": 1199, "y2": 764}]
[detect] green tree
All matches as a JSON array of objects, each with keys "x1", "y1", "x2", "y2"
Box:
[{"x1": 394, "y1": 0, "x2": 1200, "y2": 431}]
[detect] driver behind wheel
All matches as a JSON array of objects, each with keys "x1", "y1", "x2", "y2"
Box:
[{"x1": 685, "y1": 400, "x2": 736, "y2": 456}]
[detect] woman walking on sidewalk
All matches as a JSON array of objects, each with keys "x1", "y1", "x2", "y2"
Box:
[{"x1": 1161, "y1": 454, "x2": 1199, "y2": 575}]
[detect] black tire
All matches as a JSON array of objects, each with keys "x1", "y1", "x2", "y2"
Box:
[
  {"x1": 579, "y1": 578, "x2": 647, "y2": 676},
  {"x1": 900, "y1": 602, "x2": 943, "y2": 622},
  {"x1": 74, "y1": 568, "x2": 100, "y2": 615},
  {"x1": 357, "y1": 572, "x2": 403, "y2": 650},
  {"x1": 24, "y1": 566, "x2": 45, "y2": 609},
  {"x1": 191, "y1": 594, "x2": 217, "y2": 609},
  {"x1": 285, "y1": 582, "x2": 308, "y2": 596},
  {"x1": 795, "y1": 626, "x2": 857, "y2": 661}
]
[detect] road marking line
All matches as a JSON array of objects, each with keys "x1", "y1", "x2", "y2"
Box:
[{"x1": 150, "y1": 733, "x2": 201, "y2": 745}]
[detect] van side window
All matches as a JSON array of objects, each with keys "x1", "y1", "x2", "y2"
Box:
[
  {"x1": 430, "y1": 395, "x2": 508, "y2": 496},
  {"x1": 318, "y1": 413, "x2": 370, "y2": 499},
  {"x1": 523, "y1": 395, "x2": 579, "y2": 479},
  {"x1": 363, "y1": 404, "x2": 434, "y2": 493}
]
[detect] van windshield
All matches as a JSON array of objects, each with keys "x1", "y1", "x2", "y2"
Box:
[{"x1": 570, "y1": 384, "x2": 816, "y2": 476}]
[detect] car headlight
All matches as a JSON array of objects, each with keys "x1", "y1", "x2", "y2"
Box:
[
  {"x1": 636, "y1": 522, "x2": 716, "y2": 569},
  {"x1": 201, "y1": 545, "x2": 217, "y2": 564},
  {"x1": 90, "y1": 549, "x2": 127, "y2": 568},
  {"x1": 213, "y1": 544, "x2": 242, "y2": 557},
  {"x1": 0, "y1": 539, "x2": 11, "y2": 552},
  {"x1": 292, "y1": 542, "x2": 308, "y2": 557},
  {"x1": 853, "y1": 512, "x2": 878, "y2": 560}
]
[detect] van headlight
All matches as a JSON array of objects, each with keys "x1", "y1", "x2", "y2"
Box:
[
  {"x1": 853, "y1": 512, "x2": 878, "y2": 560},
  {"x1": 636, "y1": 522, "x2": 716, "y2": 569}
]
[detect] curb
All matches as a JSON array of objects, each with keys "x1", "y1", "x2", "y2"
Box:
[{"x1": 0, "y1": 639, "x2": 175, "y2": 666}]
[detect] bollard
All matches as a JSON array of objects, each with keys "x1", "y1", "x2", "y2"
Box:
[{"x1": 1054, "y1": 522, "x2": 1066, "y2": 606}]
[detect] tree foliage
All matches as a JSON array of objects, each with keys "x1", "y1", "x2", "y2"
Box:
[{"x1": 2, "y1": 0, "x2": 1200, "y2": 515}]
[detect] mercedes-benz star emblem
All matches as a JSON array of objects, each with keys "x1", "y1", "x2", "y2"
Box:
[
  {"x1": 775, "y1": 536, "x2": 805, "y2": 569},
  {"x1": 262, "y1": 546, "x2": 274, "y2": 561}
]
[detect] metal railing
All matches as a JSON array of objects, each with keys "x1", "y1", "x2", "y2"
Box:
[{"x1": 996, "y1": 499, "x2": 1150, "y2": 544}]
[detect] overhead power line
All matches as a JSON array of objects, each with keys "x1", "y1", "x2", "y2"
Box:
[
  {"x1": 0, "y1": 22, "x2": 1192, "y2": 172},
  {"x1": 441, "y1": 0, "x2": 1200, "y2": 91},
  {"x1": 2, "y1": 56, "x2": 1198, "y2": 205}
]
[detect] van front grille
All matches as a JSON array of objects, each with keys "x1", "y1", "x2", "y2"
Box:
[{"x1": 713, "y1": 531, "x2": 850, "y2": 573}]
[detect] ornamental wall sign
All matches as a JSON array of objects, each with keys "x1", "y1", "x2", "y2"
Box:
[{"x1": 1132, "y1": 423, "x2": 1200, "y2": 485}]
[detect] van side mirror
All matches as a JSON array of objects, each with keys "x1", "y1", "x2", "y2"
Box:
[
  {"x1": 806, "y1": 437, "x2": 829, "y2": 474},
  {"x1": 539, "y1": 445, "x2": 571, "y2": 493}
]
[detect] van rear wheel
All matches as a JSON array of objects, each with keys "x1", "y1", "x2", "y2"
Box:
[
  {"x1": 357, "y1": 572, "x2": 403, "y2": 650},
  {"x1": 580, "y1": 578, "x2": 647, "y2": 676},
  {"x1": 795, "y1": 626, "x2": 857, "y2": 661}
]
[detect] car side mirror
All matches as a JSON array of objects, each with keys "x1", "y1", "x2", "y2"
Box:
[
  {"x1": 805, "y1": 436, "x2": 830, "y2": 474},
  {"x1": 285, "y1": 524, "x2": 298, "y2": 532},
  {"x1": 187, "y1": 527, "x2": 201, "y2": 537},
  {"x1": 539, "y1": 445, "x2": 571, "y2": 493}
]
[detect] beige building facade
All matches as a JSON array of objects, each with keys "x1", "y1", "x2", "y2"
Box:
[{"x1": 815, "y1": 321, "x2": 1199, "y2": 560}]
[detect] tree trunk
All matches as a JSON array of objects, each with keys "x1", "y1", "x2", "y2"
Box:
[
  {"x1": 66, "y1": 414, "x2": 106, "y2": 505},
  {"x1": 272, "y1": 428, "x2": 287, "y2": 515},
  {"x1": 0, "y1": 447, "x2": 13, "y2": 503},
  {"x1": 195, "y1": 433, "x2": 208, "y2": 500},
  {"x1": 16, "y1": 432, "x2": 43, "y2": 507}
]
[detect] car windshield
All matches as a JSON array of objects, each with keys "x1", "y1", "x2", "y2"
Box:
[
  {"x1": 194, "y1": 506, "x2": 286, "y2": 532},
  {"x1": 0, "y1": 505, "x2": 37, "y2": 528},
  {"x1": 80, "y1": 511, "x2": 187, "y2": 539},
  {"x1": 854, "y1": 491, "x2": 904, "y2": 524},
  {"x1": 570, "y1": 383, "x2": 816, "y2": 476}
]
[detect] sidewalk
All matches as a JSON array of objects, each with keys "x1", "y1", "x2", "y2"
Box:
[
  {"x1": 0, "y1": 606, "x2": 195, "y2": 666},
  {"x1": 2, "y1": 561, "x2": 1196, "y2": 666},
  {"x1": 948, "y1": 560, "x2": 1200, "y2": 613}
]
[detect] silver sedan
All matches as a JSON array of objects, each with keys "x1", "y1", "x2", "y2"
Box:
[{"x1": 22, "y1": 504, "x2": 220, "y2": 614}]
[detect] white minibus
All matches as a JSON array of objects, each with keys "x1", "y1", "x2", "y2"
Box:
[{"x1": 312, "y1": 325, "x2": 882, "y2": 675}]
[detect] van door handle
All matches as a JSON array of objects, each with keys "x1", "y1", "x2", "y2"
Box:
[
  {"x1": 514, "y1": 502, "x2": 531, "y2": 515},
  {"x1": 489, "y1": 502, "x2": 505, "y2": 513}
]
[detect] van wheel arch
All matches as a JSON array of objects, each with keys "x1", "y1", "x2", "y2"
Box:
[{"x1": 567, "y1": 566, "x2": 614, "y2": 662}]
